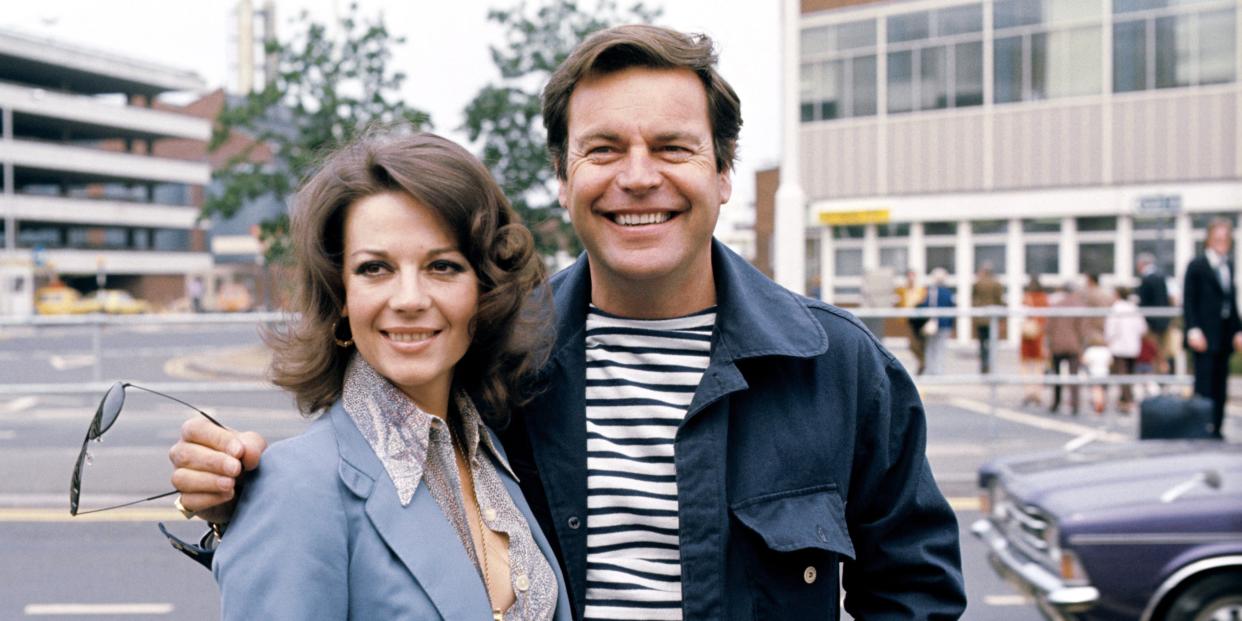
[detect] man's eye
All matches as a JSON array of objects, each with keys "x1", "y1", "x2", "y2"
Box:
[{"x1": 587, "y1": 146, "x2": 616, "y2": 155}]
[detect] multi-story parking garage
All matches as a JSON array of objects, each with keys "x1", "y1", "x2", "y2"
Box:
[{"x1": 0, "y1": 28, "x2": 210, "y2": 314}]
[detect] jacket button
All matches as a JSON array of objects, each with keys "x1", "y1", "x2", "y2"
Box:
[
  {"x1": 483, "y1": 507, "x2": 497, "y2": 522},
  {"x1": 515, "y1": 574, "x2": 530, "y2": 591},
  {"x1": 803, "y1": 566, "x2": 818, "y2": 584},
  {"x1": 567, "y1": 516, "x2": 581, "y2": 529}
]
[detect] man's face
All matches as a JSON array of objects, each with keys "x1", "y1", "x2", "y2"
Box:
[
  {"x1": 558, "y1": 66, "x2": 731, "y2": 294},
  {"x1": 1206, "y1": 225, "x2": 1233, "y2": 257}
]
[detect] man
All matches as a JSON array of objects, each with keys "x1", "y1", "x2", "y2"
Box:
[
  {"x1": 1183, "y1": 218, "x2": 1242, "y2": 438},
  {"x1": 917, "y1": 268, "x2": 955, "y2": 376},
  {"x1": 1047, "y1": 281, "x2": 1086, "y2": 415},
  {"x1": 1136, "y1": 252, "x2": 1171, "y2": 373},
  {"x1": 169, "y1": 25, "x2": 965, "y2": 618},
  {"x1": 971, "y1": 262, "x2": 1004, "y2": 374}
]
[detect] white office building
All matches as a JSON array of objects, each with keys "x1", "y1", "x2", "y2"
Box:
[
  {"x1": 0, "y1": 28, "x2": 211, "y2": 314},
  {"x1": 777, "y1": 0, "x2": 1242, "y2": 340}
]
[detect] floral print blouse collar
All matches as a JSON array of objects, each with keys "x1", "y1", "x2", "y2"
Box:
[{"x1": 340, "y1": 354, "x2": 514, "y2": 506}]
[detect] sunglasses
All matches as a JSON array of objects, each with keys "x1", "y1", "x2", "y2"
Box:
[{"x1": 69, "y1": 382, "x2": 225, "y2": 516}]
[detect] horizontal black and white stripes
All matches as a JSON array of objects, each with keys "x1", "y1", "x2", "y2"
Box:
[{"x1": 583, "y1": 306, "x2": 715, "y2": 621}]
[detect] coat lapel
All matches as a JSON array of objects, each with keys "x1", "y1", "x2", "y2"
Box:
[{"x1": 327, "y1": 405, "x2": 493, "y2": 620}]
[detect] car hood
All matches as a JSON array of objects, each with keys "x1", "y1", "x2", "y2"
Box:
[{"x1": 984, "y1": 440, "x2": 1242, "y2": 517}]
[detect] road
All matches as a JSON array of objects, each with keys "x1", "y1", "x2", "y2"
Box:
[{"x1": 1, "y1": 322, "x2": 1145, "y2": 619}]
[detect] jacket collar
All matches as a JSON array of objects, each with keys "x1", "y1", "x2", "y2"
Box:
[{"x1": 547, "y1": 238, "x2": 828, "y2": 364}]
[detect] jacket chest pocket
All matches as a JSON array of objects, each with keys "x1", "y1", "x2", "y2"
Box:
[{"x1": 730, "y1": 484, "x2": 854, "y2": 621}]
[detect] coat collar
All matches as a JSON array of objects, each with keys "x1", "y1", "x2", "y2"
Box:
[{"x1": 547, "y1": 238, "x2": 828, "y2": 365}]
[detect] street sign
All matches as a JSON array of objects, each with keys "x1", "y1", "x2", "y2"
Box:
[
  {"x1": 1135, "y1": 194, "x2": 1182, "y2": 216},
  {"x1": 818, "y1": 208, "x2": 891, "y2": 226}
]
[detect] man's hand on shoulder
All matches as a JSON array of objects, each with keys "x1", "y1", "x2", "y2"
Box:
[{"x1": 169, "y1": 417, "x2": 267, "y2": 524}]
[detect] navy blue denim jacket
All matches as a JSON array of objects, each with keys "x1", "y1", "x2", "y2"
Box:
[{"x1": 499, "y1": 240, "x2": 966, "y2": 620}]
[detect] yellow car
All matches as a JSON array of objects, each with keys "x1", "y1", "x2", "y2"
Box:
[
  {"x1": 86, "y1": 289, "x2": 151, "y2": 314},
  {"x1": 34, "y1": 286, "x2": 100, "y2": 315}
]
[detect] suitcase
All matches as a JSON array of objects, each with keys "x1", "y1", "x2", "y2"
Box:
[{"x1": 1138, "y1": 394, "x2": 1216, "y2": 440}]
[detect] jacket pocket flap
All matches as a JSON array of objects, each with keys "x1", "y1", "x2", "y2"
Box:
[{"x1": 731, "y1": 484, "x2": 855, "y2": 560}]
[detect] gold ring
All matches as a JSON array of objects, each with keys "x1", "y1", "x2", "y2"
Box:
[{"x1": 174, "y1": 496, "x2": 196, "y2": 520}]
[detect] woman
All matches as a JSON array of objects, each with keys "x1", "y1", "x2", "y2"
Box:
[
  {"x1": 1105, "y1": 286, "x2": 1146, "y2": 414},
  {"x1": 213, "y1": 131, "x2": 570, "y2": 620},
  {"x1": 1019, "y1": 277, "x2": 1049, "y2": 407}
]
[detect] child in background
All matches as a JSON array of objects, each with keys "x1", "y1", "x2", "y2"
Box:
[{"x1": 1082, "y1": 335, "x2": 1114, "y2": 415}]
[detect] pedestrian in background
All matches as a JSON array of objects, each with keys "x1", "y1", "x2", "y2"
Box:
[
  {"x1": 1136, "y1": 252, "x2": 1171, "y2": 373},
  {"x1": 1019, "y1": 277, "x2": 1049, "y2": 407},
  {"x1": 1047, "y1": 281, "x2": 1086, "y2": 415},
  {"x1": 187, "y1": 276, "x2": 204, "y2": 313},
  {"x1": 1183, "y1": 217, "x2": 1242, "y2": 438},
  {"x1": 919, "y1": 268, "x2": 955, "y2": 375},
  {"x1": 1105, "y1": 287, "x2": 1146, "y2": 414},
  {"x1": 972, "y1": 262, "x2": 1004, "y2": 374},
  {"x1": 1082, "y1": 335, "x2": 1114, "y2": 415},
  {"x1": 1082, "y1": 273, "x2": 1113, "y2": 344},
  {"x1": 899, "y1": 269, "x2": 928, "y2": 375}
]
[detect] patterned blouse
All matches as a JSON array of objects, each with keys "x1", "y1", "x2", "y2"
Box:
[{"x1": 341, "y1": 355, "x2": 557, "y2": 620}]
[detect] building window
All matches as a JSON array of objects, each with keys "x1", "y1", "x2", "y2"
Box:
[
  {"x1": 994, "y1": 0, "x2": 1103, "y2": 102},
  {"x1": 887, "y1": 4, "x2": 984, "y2": 114},
  {"x1": 975, "y1": 245, "x2": 1007, "y2": 273},
  {"x1": 972, "y1": 219, "x2": 1008, "y2": 235},
  {"x1": 1133, "y1": 238, "x2": 1175, "y2": 277},
  {"x1": 924, "y1": 221, "x2": 958, "y2": 236},
  {"x1": 154, "y1": 229, "x2": 192, "y2": 252},
  {"x1": 1077, "y1": 216, "x2": 1118, "y2": 232},
  {"x1": 926, "y1": 246, "x2": 957, "y2": 272},
  {"x1": 1025, "y1": 244, "x2": 1059, "y2": 276},
  {"x1": 836, "y1": 248, "x2": 864, "y2": 276},
  {"x1": 1079, "y1": 242, "x2": 1115, "y2": 275},
  {"x1": 1113, "y1": 1, "x2": 1237, "y2": 92},
  {"x1": 1023, "y1": 218, "x2": 1062, "y2": 233},
  {"x1": 801, "y1": 19, "x2": 878, "y2": 122},
  {"x1": 876, "y1": 223, "x2": 911, "y2": 237},
  {"x1": 880, "y1": 246, "x2": 909, "y2": 272},
  {"x1": 832, "y1": 225, "x2": 866, "y2": 239}
]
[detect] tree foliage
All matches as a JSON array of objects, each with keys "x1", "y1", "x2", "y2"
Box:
[
  {"x1": 204, "y1": 3, "x2": 430, "y2": 262},
  {"x1": 462, "y1": 0, "x2": 661, "y2": 256}
]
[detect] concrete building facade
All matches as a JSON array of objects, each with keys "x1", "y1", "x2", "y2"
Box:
[
  {"x1": 0, "y1": 28, "x2": 211, "y2": 312},
  {"x1": 775, "y1": 0, "x2": 1242, "y2": 341}
]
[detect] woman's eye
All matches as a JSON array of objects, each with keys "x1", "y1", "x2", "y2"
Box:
[
  {"x1": 429, "y1": 260, "x2": 466, "y2": 274},
  {"x1": 355, "y1": 261, "x2": 388, "y2": 276}
]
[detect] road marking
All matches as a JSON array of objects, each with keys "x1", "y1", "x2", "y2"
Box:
[
  {"x1": 947, "y1": 496, "x2": 980, "y2": 511},
  {"x1": 0, "y1": 507, "x2": 184, "y2": 522},
  {"x1": 0, "y1": 396, "x2": 39, "y2": 414},
  {"x1": 949, "y1": 397, "x2": 1128, "y2": 442},
  {"x1": 48, "y1": 355, "x2": 96, "y2": 371},
  {"x1": 25, "y1": 603, "x2": 174, "y2": 616},
  {"x1": 983, "y1": 595, "x2": 1032, "y2": 606}
]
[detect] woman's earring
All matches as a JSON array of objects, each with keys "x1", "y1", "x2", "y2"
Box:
[{"x1": 333, "y1": 318, "x2": 354, "y2": 348}]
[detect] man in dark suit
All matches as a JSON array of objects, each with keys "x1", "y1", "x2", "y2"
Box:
[
  {"x1": 1136, "y1": 252, "x2": 1171, "y2": 373},
  {"x1": 1183, "y1": 218, "x2": 1242, "y2": 438}
]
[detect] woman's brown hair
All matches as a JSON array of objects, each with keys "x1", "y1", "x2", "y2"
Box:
[{"x1": 267, "y1": 130, "x2": 548, "y2": 424}]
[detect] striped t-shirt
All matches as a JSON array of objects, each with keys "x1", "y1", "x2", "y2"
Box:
[{"x1": 583, "y1": 305, "x2": 715, "y2": 621}]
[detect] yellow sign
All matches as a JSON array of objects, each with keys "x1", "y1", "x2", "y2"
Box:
[{"x1": 818, "y1": 209, "x2": 891, "y2": 226}]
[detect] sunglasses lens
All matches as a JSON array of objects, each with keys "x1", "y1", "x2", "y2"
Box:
[{"x1": 97, "y1": 383, "x2": 126, "y2": 436}]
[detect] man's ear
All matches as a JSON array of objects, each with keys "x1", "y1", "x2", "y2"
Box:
[
  {"x1": 717, "y1": 169, "x2": 733, "y2": 206},
  {"x1": 558, "y1": 180, "x2": 570, "y2": 214}
]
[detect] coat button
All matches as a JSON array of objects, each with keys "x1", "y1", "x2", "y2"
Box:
[
  {"x1": 803, "y1": 566, "x2": 818, "y2": 584},
  {"x1": 483, "y1": 507, "x2": 497, "y2": 522},
  {"x1": 567, "y1": 516, "x2": 581, "y2": 529},
  {"x1": 515, "y1": 574, "x2": 530, "y2": 591}
]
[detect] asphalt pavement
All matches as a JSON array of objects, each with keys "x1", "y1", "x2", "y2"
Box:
[{"x1": 3, "y1": 323, "x2": 1239, "y2": 619}]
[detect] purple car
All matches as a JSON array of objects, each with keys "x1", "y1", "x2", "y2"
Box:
[{"x1": 972, "y1": 440, "x2": 1242, "y2": 620}]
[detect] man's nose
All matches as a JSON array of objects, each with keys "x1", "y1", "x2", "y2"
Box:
[{"x1": 616, "y1": 149, "x2": 661, "y2": 193}]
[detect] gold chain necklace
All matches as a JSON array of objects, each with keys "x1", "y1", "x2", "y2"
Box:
[{"x1": 450, "y1": 424, "x2": 503, "y2": 621}]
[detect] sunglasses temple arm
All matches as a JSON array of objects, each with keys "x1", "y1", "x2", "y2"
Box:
[
  {"x1": 125, "y1": 384, "x2": 227, "y2": 428},
  {"x1": 72, "y1": 490, "x2": 180, "y2": 516}
]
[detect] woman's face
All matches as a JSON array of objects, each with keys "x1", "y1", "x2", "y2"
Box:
[{"x1": 340, "y1": 191, "x2": 479, "y2": 415}]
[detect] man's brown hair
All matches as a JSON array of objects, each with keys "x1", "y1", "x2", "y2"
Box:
[{"x1": 542, "y1": 24, "x2": 742, "y2": 179}]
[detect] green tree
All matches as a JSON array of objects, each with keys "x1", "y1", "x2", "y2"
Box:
[
  {"x1": 462, "y1": 0, "x2": 661, "y2": 257},
  {"x1": 204, "y1": 3, "x2": 430, "y2": 262}
]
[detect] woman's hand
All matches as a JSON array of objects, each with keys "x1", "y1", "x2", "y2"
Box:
[{"x1": 169, "y1": 417, "x2": 268, "y2": 524}]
